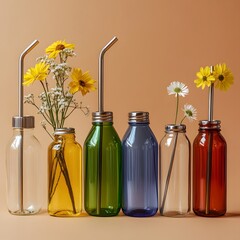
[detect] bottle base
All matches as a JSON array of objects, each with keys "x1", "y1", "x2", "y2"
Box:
[
  {"x1": 86, "y1": 208, "x2": 120, "y2": 217},
  {"x1": 9, "y1": 208, "x2": 41, "y2": 216},
  {"x1": 193, "y1": 209, "x2": 226, "y2": 217},
  {"x1": 160, "y1": 210, "x2": 190, "y2": 217},
  {"x1": 123, "y1": 208, "x2": 157, "y2": 217},
  {"x1": 48, "y1": 209, "x2": 82, "y2": 217}
]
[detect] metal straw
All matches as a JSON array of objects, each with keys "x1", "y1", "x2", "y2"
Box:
[
  {"x1": 96, "y1": 37, "x2": 118, "y2": 215},
  {"x1": 19, "y1": 40, "x2": 39, "y2": 116},
  {"x1": 208, "y1": 66, "x2": 214, "y2": 121},
  {"x1": 18, "y1": 40, "x2": 39, "y2": 213},
  {"x1": 205, "y1": 65, "x2": 214, "y2": 215},
  {"x1": 98, "y1": 36, "x2": 118, "y2": 112},
  {"x1": 160, "y1": 132, "x2": 179, "y2": 215}
]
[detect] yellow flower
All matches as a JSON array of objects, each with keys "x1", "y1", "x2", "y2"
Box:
[
  {"x1": 45, "y1": 40, "x2": 74, "y2": 58},
  {"x1": 23, "y1": 62, "x2": 49, "y2": 86},
  {"x1": 69, "y1": 68, "x2": 96, "y2": 95},
  {"x1": 213, "y1": 63, "x2": 234, "y2": 91},
  {"x1": 194, "y1": 66, "x2": 215, "y2": 89}
]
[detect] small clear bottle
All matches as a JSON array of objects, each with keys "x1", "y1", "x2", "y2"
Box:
[
  {"x1": 122, "y1": 112, "x2": 158, "y2": 217},
  {"x1": 193, "y1": 120, "x2": 226, "y2": 217},
  {"x1": 48, "y1": 128, "x2": 82, "y2": 217},
  {"x1": 159, "y1": 124, "x2": 191, "y2": 217},
  {"x1": 84, "y1": 112, "x2": 122, "y2": 217},
  {"x1": 6, "y1": 116, "x2": 42, "y2": 215}
]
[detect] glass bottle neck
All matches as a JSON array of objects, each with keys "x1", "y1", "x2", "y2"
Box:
[
  {"x1": 13, "y1": 128, "x2": 34, "y2": 136},
  {"x1": 93, "y1": 122, "x2": 113, "y2": 127},
  {"x1": 165, "y1": 124, "x2": 186, "y2": 133},
  {"x1": 54, "y1": 133, "x2": 75, "y2": 141},
  {"x1": 198, "y1": 120, "x2": 221, "y2": 131},
  {"x1": 129, "y1": 122, "x2": 149, "y2": 126}
]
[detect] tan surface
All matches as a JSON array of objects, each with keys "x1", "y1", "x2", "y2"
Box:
[
  {"x1": 1, "y1": 0, "x2": 240, "y2": 239},
  {"x1": 1, "y1": 211, "x2": 240, "y2": 240}
]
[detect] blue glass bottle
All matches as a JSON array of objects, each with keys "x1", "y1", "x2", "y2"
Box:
[{"x1": 122, "y1": 112, "x2": 158, "y2": 217}]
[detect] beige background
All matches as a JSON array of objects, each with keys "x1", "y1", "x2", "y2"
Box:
[{"x1": 1, "y1": 0, "x2": 240, "y2": 239}]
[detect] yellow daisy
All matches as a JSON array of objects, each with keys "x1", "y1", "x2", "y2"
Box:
[
  {"x1": 69, "y1": 68, "x2": 96, "y2": 95},
  {"x1": 194, "y1": 66, "x2": 215, "y2": 90},
  {"x1": 45, "y1": 40, "x2": 74, "y2": 58},
  {"x1": 23, "y1": 62, "x2": 49, "y2": 86},
  {"x1": 214, "y1": 63, "x2": 234, "y2": 91}
]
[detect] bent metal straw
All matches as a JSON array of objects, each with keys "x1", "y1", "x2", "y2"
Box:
[{"x1": 15, "y1": 40, "x2": 39, "y2": 213}]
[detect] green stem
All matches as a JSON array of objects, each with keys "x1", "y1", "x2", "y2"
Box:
[
  {"x1": 60, "y1": 111, "x2": 65, "y2": 128},
  {"x1": 49, "y1": 156, "x2": 61, "y2": 201},
  {"x1": 45, "y1": 79, "x2": 50, "y2": 92},
  {"x1": 42, "y1": 126, "x2": 54, "y2": 140},
  {"x1": 49, "y1": 143, "x2": 77, "y2": 213},
  {"x1": 40, "y1": 81, "x2": 56, "y2": 129},
  {"x1": 31, "y1": 102, "x2": 52, "y2": 126},
  {"x1": 180, "y1": 116, "x2": 186, "y2": 124},
  {"x1": 60, "y1": 95, "x2": 74, "y2": 127},
  {"x1": 64, "y1": 106, "x2": 77, "y2": 119},
  {"x1": 56, "y1": 109, "x2": 59, "y2": 128},
  {"x1": 174, "y1": 94, "x2": 179, "y2": 124},
  {"x1": 58, "y1": 148, "x2": 77, "y2": 214},
  {"x1": 50, "y1": 171, "x2": 62, "y2": 201},
  {"x1": 49, "y1": 161, "x2": 62, "y2": 202}
]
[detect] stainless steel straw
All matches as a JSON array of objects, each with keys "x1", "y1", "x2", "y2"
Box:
[
  {"x1": 205, "y1": 65, "x2": 214, "y2": 215},
  {"x1": 208, "y1": 66, "x2": 214, "y2": 121},
  {"x1": 17, "y1": 40, "x2": 39, "y2": 212},
  {"x1": 98, "y1": 37, "x2": 118, "y2": 112},
  {"x1": 96, "y1": 37, "x2": 118, "y2": 214}
]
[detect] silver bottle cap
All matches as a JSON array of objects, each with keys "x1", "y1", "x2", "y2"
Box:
[
  {"x1": 165, "y1": 124, "x2": 186, "y2": 133},
  {"x1": 199, "y1": 120, "x2": 221, "y2": 130},
  {"x1": 12, "y1": 116, "x2": 35, "y2": 128},
  {"x1": 92, "y1": 111, "x2": 113, "y2": 123},
  {"x1": 128, "y1": 111, "x2": 149, "y2": 123},
  {"x1": 54, "y1": 128, "x2": 75, "y2": 135}
]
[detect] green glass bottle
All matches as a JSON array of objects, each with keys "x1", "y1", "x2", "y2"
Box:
[{"x1": 84, "y1": 112, "x2": 122, "y2": 216}]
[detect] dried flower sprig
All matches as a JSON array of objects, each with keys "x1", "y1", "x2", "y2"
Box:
[{"x1": 23, "y1": 40, "x2": 96, "y2": 138}]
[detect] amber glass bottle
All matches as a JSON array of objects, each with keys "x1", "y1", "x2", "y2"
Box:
[
  {"x1": 193, "y1": 120, "x2": 226, "y2": 217},
  {"x1": 48, "y1": 128, "x2": 82, "y2": 217}
]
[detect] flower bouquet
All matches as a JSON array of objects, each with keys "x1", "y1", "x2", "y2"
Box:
[{"x1": 24, "y1": 40, "x2": 96, "y2": 216}]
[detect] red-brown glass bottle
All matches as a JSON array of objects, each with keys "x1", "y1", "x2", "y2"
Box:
[{"x1": 193, "y1": 120, "x2": 226, "y2": 217}]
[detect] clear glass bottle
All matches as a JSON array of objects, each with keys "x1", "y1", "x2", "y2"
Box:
[
  {"x1": 84, "y1": 112, "x2": 121, "y2": 217},
  {"x1": 48, "y1": 128, "x2": 82, "y2": 217},
  {"x1": 122, "y1": 112, "x2": 158, "y2": 217},
  {"x1": 159, "y1": 124, "x2": 191, "y2": 217},
  {"x1": 193, "y1": 120, "x2": 226, "y2": 217},
  {"x1": 6, "y1": 116, "x2": 42, "y2": 215}
]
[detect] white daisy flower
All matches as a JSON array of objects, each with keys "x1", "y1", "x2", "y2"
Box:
[
  {"x1": 183, "y1": 104, "x2": 197, "y2": 121},
  {"x1": 167, "y1": 81, "x2": 189, "y2": 97}
]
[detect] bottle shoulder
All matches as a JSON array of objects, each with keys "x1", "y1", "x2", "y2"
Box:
[
  {"x1": 160, "y1": 132, "x2": 190, "y2": 146},
  {"x1": 122, "y1": 125, "x2": 158, "y2": 146},
  {"x1": 8, "y1": 132, "x2": 41, "y2": 148},
  {"x1": 84, "y1": 124, "x2": 121, "y2": 146},
  {"x1": 193, "y1": 130, "x2": 226, "y2": 147}
]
